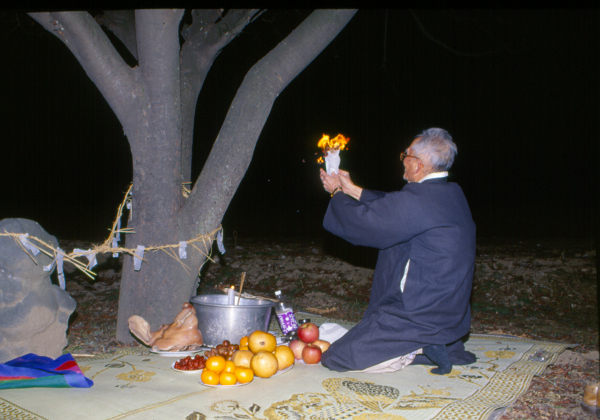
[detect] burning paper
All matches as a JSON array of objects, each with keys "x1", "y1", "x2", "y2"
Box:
[{"x1": 317, "y1": 134, "x2": 349, "y2": 175}]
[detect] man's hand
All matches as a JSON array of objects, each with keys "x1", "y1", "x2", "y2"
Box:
[
  {"x1": 337, "y1": 169, "x2": 363, "y2": 200},
  {"x1": 320, "y1": 169, "x2": 363, "y2": 200},
  {"x1": 320, "y1": 168, "x2": 342, "y2": 195},
  {"x1": 337, "y1": 170, "x2": 355, "y2": 190}
]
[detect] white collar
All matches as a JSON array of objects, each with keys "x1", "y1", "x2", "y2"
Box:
[{"x1": 418, "y1": 171, "x2": 448, "y2": 183}]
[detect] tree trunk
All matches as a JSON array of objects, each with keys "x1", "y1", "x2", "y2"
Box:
[{"x1": 28, "y1": 9, "x2": 358, "y2": 344}]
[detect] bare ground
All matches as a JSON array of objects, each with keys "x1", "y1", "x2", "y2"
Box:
[{"x1": 60, "y1": 236, "x2": 598, "y2": 420}]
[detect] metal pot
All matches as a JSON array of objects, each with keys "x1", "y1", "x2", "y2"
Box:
[{"x1": 190, "y1": 294, "x2": 276, "y2": 347}]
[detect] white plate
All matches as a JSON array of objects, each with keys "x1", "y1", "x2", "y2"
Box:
[
  {"x1": 296, "y1": 359, "x2": 322, "y2": 366},
  {"x1": 256, "y1": 363, "x2": 294, "y2": 378},
  {"x1": 150, "y1": 349, "x2": 204, "y2": 357},
  {"x1": 199, "y1": 378, "x2": 252, "y2": 388},
  {"x1": 171, "y1": 362, "x2": 202, "y2": 374}
]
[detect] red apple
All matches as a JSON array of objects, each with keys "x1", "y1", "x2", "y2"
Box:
[
  {"x1": 302, "y1": 344, "x2": 322, "y2": 364},
  {"x1": 297, "y1": 322, "x2": 319, "y2": 343},
  {"x1": 288, "y1": 339, "x2": 306, "y2": 360},
  {"x1": 312, "y1": 339, "x2": 330, "y2": 353}
]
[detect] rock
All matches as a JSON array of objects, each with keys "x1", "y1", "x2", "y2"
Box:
[{"x1": 0, "y1": 218, "x2": 76, "y2": 363}]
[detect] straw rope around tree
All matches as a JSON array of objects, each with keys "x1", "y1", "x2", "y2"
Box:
[{"x1": 0, "y1": 184, "x2": 223, "y2": 280}]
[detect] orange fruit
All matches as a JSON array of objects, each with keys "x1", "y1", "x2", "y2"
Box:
[
  {"x1": 240, "y1": 336, "x2": 249, "y2": 347},
  {"x1": 223, "y1": 360, "x2": 236, "y2": 373},
  {"x1": 234, "y1": 366, "x2": 254, "y2": 384},
  {"x1": 219, "y1": 372, "x2": 237, "y2": 386},
  {"x1": 201, "y1": 369, "x2": 220, "y2": 385},
  {"x1": 206, "y1": 356, "x2": 226, "y2": 374},
  {"x1": 248, "y1": 330, "x2": 277, "y2": 354},
  {"x1": 240, "y1": 346, "x2": 249, "y2": 351},
  {"x1": 231, "y1": 350, "x2": 254, "y2": 368},
  {"x1": 274, "y1": 345, "x2": 295, "y2": 371},
  {"x1": 250, "y1": 351, "x2": 278, "y2": 378}
]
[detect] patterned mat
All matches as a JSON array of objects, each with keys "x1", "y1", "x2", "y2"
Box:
[{"x1": 0, "y1": 314, "x2": 571, "y2": 420}]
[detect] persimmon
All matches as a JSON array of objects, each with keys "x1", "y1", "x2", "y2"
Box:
[
  {"x1": 206, "y1": 356, "x2": 226, "y2": 374},
  {"x1": 201, "y1": 369, "x2": 220, "y2": 385},
  {"x1": 219, "y1": 372, "x2": 237, "y2": 386},
  {"x1": 240, "y1": 336, "x2": 249, "y2": 348},
  {"x1": 223, "y1": 360, "x2": 236, "y2": 373},
  {"x1": 234, "y1": 366, "x2": 254, "y2": 384}
]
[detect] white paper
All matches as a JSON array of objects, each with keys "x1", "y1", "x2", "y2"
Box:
[
  {"x1": 134, "y1": 245, "x2": 145, "y2": 271},
  {"x1": 112, "y1": 237, "x2": 119, "y2": 258},
  {"x1": 73, "y1": 248, "x2": 97, "y2": 270},
  {"x1": 179, "y1": 241, "x2": 187, "y2": 259},
  {"x1": 127, "y1": 193, "x2": 132, "y2": 221},
  {"x1": 43, "y1": 256, "x2": 56, "y2": 272},
  {"x1": 217, "y1": 229, "x2": 226, "y2": 254},
  {"x1": 19, "y1": 233, "x2": 40, "y2": 256},
  {"x1": 115, "y1": 217, "x2": 121, "y2": 242},
  {"x1": 324, "y1": 149, "x2": 340, "y2": 175},
  {"x1": 57, "y1": 250, "x2": 65, "y2": 290},
  {"x1": 113, "y1": 217, "x2": 121, "y2": 257},
  {"x1": 318, "y1": 322, "x2": 348, "y2": 344}
]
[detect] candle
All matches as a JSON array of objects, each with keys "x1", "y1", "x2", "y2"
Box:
[{"x1": 227, "y1": 286, "x2": 235, "y2": 305}]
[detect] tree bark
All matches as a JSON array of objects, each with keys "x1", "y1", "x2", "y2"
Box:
[{"x1": 179, "y1": 10, "x2": 259, "y2": 187}]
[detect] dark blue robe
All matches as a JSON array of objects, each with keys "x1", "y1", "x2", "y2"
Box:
[{"x1": 321, "y1": 177, "x2": 477, "y2": 371}]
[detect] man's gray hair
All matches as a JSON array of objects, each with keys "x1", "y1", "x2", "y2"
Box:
[{"x1": 411, "y1": 128, "x2": 457, "y2": 172}]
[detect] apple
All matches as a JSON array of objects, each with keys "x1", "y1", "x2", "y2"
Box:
[
  {"x1": 297, "y1": 322, "x2": 319, "y2": 343},
  {"x1": 312, "y1": 339, "x2": 330, "y2": 353},
  {"x1": 289, "y1": 339, "x2": 306, "y2": 360},
  {"x1": 302, "y1": 344, "x2": 322, "y2": 364}
]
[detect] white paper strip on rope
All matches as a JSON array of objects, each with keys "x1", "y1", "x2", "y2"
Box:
[
  {"x1": 19, "y1": 233, "x2": 40, "y2": 256},
  {"x1": 127, "y1": 193, "x2": 132, "y2": 221},
  {"x1": 43, "y1": 256, "x2": 56, "y2": 272},
  {"x1": 56, "y1": 250, "x2": 65, "y2": 290},
  {"x1": 73, "y1": 248, "x2": 98, "y2": 270},
  {"x1": 134, "y1": 245, "x2": 145, "y2": 271},
  {"x1": 112, "y1": 217, "x2": 121, "y2": 257},
  {"x1": 178, "y1": 241, "x2": 187, "y2": 259},
  {"x1": 216, "y1": 229, "x2": 225, "y2": 254}
]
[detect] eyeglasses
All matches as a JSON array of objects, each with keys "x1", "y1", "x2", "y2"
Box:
[{"x1": 400, "y1": 150, "x2": 421, "y2": 162}]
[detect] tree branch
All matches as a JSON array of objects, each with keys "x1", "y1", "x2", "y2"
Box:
[
  {"x1": 410, "y1": 10, "x2": 501, "y2": 57},
  {"x1": 95, "y1": 10, "x2": 138, "y2": 61},
  {"x1": 181, "y1": 9, "x2": 358, "y2": 235},
  {"x1": 179, "y1": 9, "x2": 260, "y2": 185},
  {"x1": 28, "y1": 12, "x2": 145, "y2": 133}
]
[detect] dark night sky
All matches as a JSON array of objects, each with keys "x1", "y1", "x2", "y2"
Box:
[{"x1": 0, "y1": 9, "x2": 598, "y2": 242}]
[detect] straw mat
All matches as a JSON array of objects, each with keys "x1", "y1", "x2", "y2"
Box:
[{"x1": 0, "y1": 315, "x2": 570, "y2": 420}]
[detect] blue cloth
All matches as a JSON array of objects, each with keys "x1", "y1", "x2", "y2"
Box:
[
  {"x1": 321, "y1": 178, "x2": 477, "y2": 371},
  {"x1": 0, "y1": 353, "x2": 93, "y2": 389}
]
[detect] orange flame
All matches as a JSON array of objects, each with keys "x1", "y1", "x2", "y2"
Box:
[{"x1": 317, "y1": 134, "x2": 349, "y2": 152}]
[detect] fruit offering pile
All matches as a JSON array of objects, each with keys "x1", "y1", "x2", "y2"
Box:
[
  {"x1": 174, "y1": 355, "x2": 206, "y2": 371},
  {"x1": 201, "y1": 355, "x2": 254, "y2": 386},
  {"x1": 289, "y1": 322, "x2": 330, "y2": 364},
  {"x1": 231, "y1": 331, "x2": 295, "y2": 379}
]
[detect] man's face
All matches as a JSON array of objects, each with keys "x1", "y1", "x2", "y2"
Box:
[{"x1": 402, "y1": 138, "x2": 421, "y2": 182}]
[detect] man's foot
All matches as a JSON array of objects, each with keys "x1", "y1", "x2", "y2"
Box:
[{"x1": 423, "y1": 345, "x2": 452, "y2": 375}]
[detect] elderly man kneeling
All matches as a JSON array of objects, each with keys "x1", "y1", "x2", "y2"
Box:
[{"x1": 318, "y1": 128, "x2": 476, "y2": 374}]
